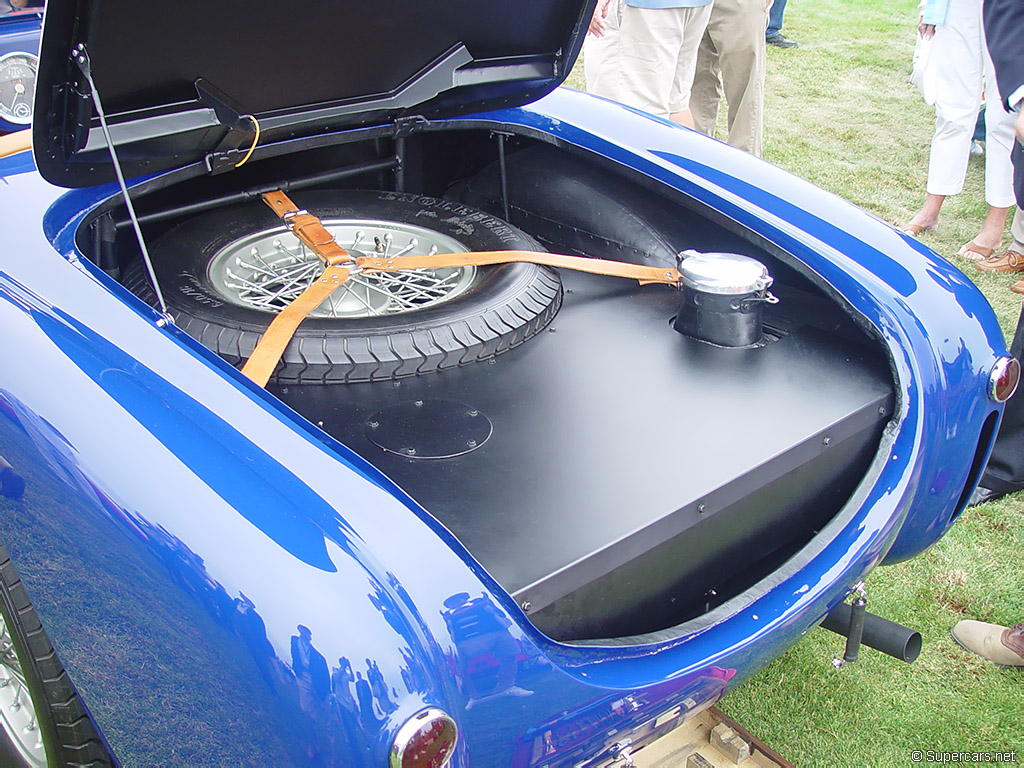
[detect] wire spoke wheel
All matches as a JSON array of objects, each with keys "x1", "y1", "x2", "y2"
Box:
[
  {"x1": 0, "y1": 612, "x2": 45, "y2": 768},
  {"x1": 126, "y1": 191, "x2": 562, "y2": 384},
  {"x1": 207, "y1": 220, "x2": 477, "y2": 318}
]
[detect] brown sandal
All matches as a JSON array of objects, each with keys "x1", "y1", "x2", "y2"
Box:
[
  {"x1": 976, "y1": 249, "x2": 1024, "y2": 273},
  {"x1": 900, "y1": 223, "x2": 936, "y2": 237},
  {"x1": 956, "y1": 239, "x2": 995, "y2": 262}
]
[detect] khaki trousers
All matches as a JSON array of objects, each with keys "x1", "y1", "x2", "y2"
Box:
[{"x1": 690, "y1": 0, "x2": 768, "y2": 156}]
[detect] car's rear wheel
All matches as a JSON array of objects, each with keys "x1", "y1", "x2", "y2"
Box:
[
  {"x1": 0, "y1": 610, "x2": 46, "y2": 767},
  {"x1": 124, "y1": 191, "x2": 562, "y2": 384},
  {"x1": 0, "y1": 545, "x2": 113, "y2": 767}
]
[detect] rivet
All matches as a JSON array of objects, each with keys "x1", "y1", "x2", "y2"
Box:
[
  {"x1": 467, "y1": 440, "x2": 477, "y2": 448},
  {"x1": 698, "y1": 503, "x2": 706, "y2": 514},
  {"x1": 468, "y1": 410, "x2": 479, "y2": 417},
  {"x1": 369, "y1": 421, "x2": 379, "y2": 429},
  {"x1": 521, "y1": 601, "x2": 532, "y2": 612},
  {"x1": 822, "y1": 436, "x2": 832, "y2": 446},
  {"x1": 405, "y1": 448, "x2": 417, "y2": 456},
  {"x1": 414, "y1": 400, "x2": 424, "y2": 407}
]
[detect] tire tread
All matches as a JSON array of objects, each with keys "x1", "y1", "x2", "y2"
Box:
[
  {"x1": 122, "y1": 191, "x2": 561, "y2": 385},
  {"x1": 0, "y1": 546, "x2": 115, "y2": 766}
]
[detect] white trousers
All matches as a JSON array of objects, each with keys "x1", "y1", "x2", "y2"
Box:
[
  {"x1": 926, "y1": 0, "x2": 1016, "y2": 207},
  {"x1": 584, "y1": 0, "x2": 713, "y2": 118}
]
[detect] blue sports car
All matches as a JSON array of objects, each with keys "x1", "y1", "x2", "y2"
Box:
[{"x1": 0, "y1": 0, "x2": 1015, "y2": 766}]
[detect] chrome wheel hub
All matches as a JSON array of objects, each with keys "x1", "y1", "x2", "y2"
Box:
[
  {"x1": 0, "y1": 612, "x2": 45, "y2": 767},
  {"x1": 208, "y1": 219, "x2": 477, "y2": 318}
]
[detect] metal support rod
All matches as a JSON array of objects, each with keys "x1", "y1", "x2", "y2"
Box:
[
  {"x1": 394, "y1": 136, "x2": 406, "y2": 193},
  {"x1": 843, "y1": 595, "x2": 867, "y2": 663},
  {"x1": 114, "y1": 157, "x2": 399, "y2": 230},
  {"x1": 497, "y1": 132, "x2": 511, "y2": 222},
  {"x1": 73, "y1": 43, "x2": 169, "y2": 316},
  {"x1": 91, "y1": 212, "x2": 118, "y2": 280}
]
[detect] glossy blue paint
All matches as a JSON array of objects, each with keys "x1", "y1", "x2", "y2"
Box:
[{"x1": 0, "y1": 81, "x2": 1005, "y2": 766}]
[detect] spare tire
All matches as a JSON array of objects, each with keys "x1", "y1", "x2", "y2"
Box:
[{"x1": 124, "y1": 190, "x2": 562, "y2": 385}]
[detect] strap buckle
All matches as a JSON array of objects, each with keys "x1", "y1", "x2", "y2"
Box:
[{"x1": 281, "y1": 209, "x2": 309, "y2": 228}]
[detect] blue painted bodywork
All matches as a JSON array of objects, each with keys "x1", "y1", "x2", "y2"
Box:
[{"x1": 0, "y1": 84, "x2": 1006, "y2": 766}]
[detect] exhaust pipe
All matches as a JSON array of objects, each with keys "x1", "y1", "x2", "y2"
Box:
[{"x1": 822, "y1": 602, "x2": 922, "y2": 663}]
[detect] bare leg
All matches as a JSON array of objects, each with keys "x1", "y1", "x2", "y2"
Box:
[
  {"x1": 904, "y1": 193, "x2": 945, "y2": 233},
  {"x1": 971, "y1": 205, "x2": 1011, "y2": 251},
  {"x1": 670, "y1": 109, "x2": 695, "y2": 129}
]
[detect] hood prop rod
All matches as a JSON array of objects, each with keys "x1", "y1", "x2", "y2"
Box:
[{"x1": 72, "y1": 44, "x2": 170, "y2": 321}]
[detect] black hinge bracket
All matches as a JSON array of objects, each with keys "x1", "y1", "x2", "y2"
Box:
[
  {"x1": 196, "y1": 78, "x2": 258, "y2": 174},
  {"x1": 394, "y1": 115, "x2": 430, "y2": 138}
]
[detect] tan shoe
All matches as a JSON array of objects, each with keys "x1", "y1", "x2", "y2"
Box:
[
  {"x1": 976, "y1": 249, "x2": 1024, "y2": 273},
  {"x1": 1012, "y1": 277, "x2": 1024, "y2": 296},
  {"x1": 950, "y1": 620, "x2": 1024, "y2": 666}
]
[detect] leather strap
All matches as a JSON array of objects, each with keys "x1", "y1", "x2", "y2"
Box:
[
  {"x1": 356, "y1": 251, "x2": 681, "y2": 285},
  {"x1": 239, "y1": 192, "x2": 360, "y2": 385},
  {"x1": 240, "y1": 263, "x2": 354, "y2": 387},
  {"x1": 242, "y1": 190, "x2": 682, "y2": 387},
  {"x1": 262, "y1": 190, "x2": 683, "y2": 285},
  {"x1": 0, "y1": 129, "x2": 31, "y2": 160},
  {"x1": 262, "y1": 190, "x2": 354, "y2": 266}
]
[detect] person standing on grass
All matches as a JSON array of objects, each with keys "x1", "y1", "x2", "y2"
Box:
[
  {"x1": 901, "y1": 0, "x2": 1017, "y2": 267},
  {"x1": 766, "y1": 0, "x2": 798, "y2": 48},
  {"x1": 585, "y1": 0, "x2": 621, "y2": 101},
  {"x1": 584, "y1": 0, "x2": 714, "y2": 129},
  {"x1": 951, "y1": 0, "x2": 1024, "y2": 669},
  {"x1": 690, "y1": 0, "x2": 772, "y2": 157}
]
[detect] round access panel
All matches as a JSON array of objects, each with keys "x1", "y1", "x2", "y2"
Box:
[{"x1": 366, "y1": 400, "x2": 492, "y2": 459}]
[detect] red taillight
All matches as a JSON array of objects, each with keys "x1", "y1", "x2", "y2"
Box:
[
  {"x1": 989, "y1": 356, "x2": 1020, "y2": 403},
  {"x1": 390, "y1": 708, "x2": 458, "y2": 768}
]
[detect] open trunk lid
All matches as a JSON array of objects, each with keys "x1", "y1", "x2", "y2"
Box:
[{"x1": 32, "y1": 0, "x2": 593, "y2": 187}]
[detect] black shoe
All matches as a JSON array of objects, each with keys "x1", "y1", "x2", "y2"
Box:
[{"x1": 766, "y1": 34, "x2": 798, "y2": 49}]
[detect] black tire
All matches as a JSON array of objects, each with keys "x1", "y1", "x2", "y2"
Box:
[
  {"x1": 0, "y1": 544, "x2": 114, "y2": 767},
  {"x1": 124, "y1": 190, "x2": 562, "y2": 385}
]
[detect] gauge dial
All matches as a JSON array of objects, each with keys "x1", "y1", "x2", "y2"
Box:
[{"x1": 0, "y1": 52, "x2": 37, "y2": 126}]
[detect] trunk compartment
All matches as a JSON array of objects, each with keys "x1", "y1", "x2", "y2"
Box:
[
  {"x1": 77, "y1": 127, "x2": 895, "y2": 642},
  {"x1": 272, "y1": 271, "x2": 891, "y2": 640}
]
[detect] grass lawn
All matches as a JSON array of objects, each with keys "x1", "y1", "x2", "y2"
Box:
[{"x1": 567, "y1": 2, "x2": 1023, "y2": 766}]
